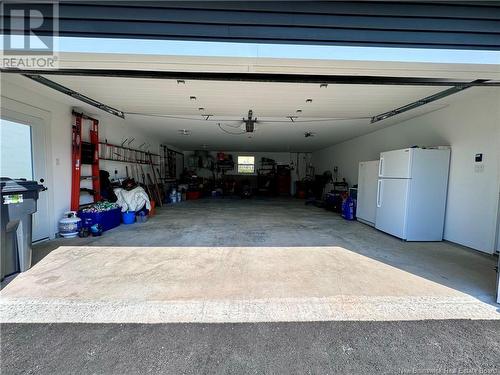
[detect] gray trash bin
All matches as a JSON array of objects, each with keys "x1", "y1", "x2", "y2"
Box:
[{"x1": 1, "y1": 178, "x2": 46, "y2": 281}]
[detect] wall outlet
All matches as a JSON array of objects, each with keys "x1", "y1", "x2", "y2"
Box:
[{"x1": 474, "y1": 164, "x2": 484, "y2": 173}]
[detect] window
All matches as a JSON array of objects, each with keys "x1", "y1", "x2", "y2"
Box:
[
  {"x1": 237, "y1": 155, "x2": 255, "y2": 174},
  {"x1": 0, "y1": 119, "x2": 33, "y2": 179}
]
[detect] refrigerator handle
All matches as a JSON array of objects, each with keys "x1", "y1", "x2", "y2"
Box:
[
  {"x1": 379, "y1": 157, "x2": 384, "y2": 177},
  {"x1": 377, "y1": 180, "x2": 383, "y2": 208}
]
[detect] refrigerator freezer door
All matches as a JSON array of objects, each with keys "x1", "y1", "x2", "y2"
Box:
[
  {"x1": 357, "y1": 160, "x2": 379, "y2": 226},
  {"x1": 375, "y1": 178, "x2": 409, "y2": 239},
  {"x1": 379, "y1": 148, "x2": 412, "y2": 178},
  {"x1": 405, "y1": 148, "x2": 450, "y2": 241}
]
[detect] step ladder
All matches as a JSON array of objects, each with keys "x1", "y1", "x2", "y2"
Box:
[{"x1": 71, "y1": 111, "x2": 101, "y2": 211}]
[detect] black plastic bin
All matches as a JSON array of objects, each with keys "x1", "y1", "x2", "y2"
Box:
[{"x1": 1, "y1": 178, "x2": 45, "y2": 281}]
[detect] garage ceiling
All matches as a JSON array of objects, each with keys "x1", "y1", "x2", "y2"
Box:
[
  {"x1": 4, "y1": 51, "x2": 497, "y2": 152},
  {"x1": 38, "y1": 74, "x2": 452, "y2": 151},
  {"x1": 47, "y1": 75, "x2": 447, "y2": 117}
]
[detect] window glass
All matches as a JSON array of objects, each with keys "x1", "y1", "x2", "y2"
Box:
[
  {"x1": 238, "y1": 156, "x2": 254, "y2": 165},
  {"x1": 0, "y1": 119, "x2": 33, "y2": 179},
  {"x1": 237, "y1": 164, "x2": 255, "y2": 174},
  {"x1": 237, "y1": 155, "x2": 255, "y2": 174}
]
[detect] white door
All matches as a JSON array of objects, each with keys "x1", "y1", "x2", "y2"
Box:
[
  {"x1": 497, "y1": 192, "x2": 500, "y2": 252},
  {"x1": 496, "y1": 192, "x2": 500, "y2": 304},
  {"x1": 375, "y1": 178, "x2": 409, "y2": 239},
  {"x1": 379, "y1": 148, "x2": 412, "y2": 178},
  {"x1": 357, "y1": 160, "x2": 379, "y2": 225},
  {"x1": 497, "y1": 253, "x2": 500, "y2": 304},
  {"x1": 0, "y1": 117, "x2": 50, "y2": 242}
]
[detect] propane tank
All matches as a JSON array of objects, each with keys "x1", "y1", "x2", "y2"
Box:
[{"x1": 58, "y1": 211, "x2": 82, "y2": 238}]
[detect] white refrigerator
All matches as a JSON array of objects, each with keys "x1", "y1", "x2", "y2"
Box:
[
  {"x1": 375, "y1": 147, "x2": 450, "y2": 241},
  {"x1": 357, "y1": 160, "x2": 380, "y2": 226}
]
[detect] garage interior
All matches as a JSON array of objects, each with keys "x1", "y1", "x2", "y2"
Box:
[
  {"x1": 1, "y1": 1, "x2": 500, "y2": 372},
  {"x1": 1, "y1": 53, "x2": 499, "y2": 324}
]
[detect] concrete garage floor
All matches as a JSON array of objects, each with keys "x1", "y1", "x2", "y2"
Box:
[
  {"x1": 1, "y1": 198, "x2": 499, "y2": 374},
  {"x1": 1, "y1": 198, "x2": 498, "y2": 322}
]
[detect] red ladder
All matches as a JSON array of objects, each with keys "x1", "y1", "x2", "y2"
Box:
[{"x1": 71, "y1": 111, "x2": 101, "y2": 211}]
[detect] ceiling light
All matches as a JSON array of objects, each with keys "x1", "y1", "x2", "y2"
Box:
[
  {"x1": 178, "y1": 129, "x2": 191, "y2": 136},
  {"x1": 190, "y1": 96, "x2": 197, "y2": 101},
  {"x1": 198, "y1": 107, "x2": 205, "y2": 111},
  {"x1": 177, "y1": 80, "x2": 185, "y2": 84},
  {"x1": 320, "y1": 84, "x2": 328, "y2": 88},
  {"x1": 306, "y1": 99, "x2": 313, "y2": 103},
  {"x1": 296, "y1": 109, "x2": 302, "y2": 113}
]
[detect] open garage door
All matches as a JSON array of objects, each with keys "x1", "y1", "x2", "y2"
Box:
[
  {"x1": 2, "y1": 1, "x2": 500, "y2": 50},
  {"x1": 1, "y1": 1, "x2": 499, "y2": 317}
]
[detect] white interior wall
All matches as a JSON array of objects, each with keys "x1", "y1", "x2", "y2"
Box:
[
  {"x1": 312, "y1": 88, "x2": 500, "y2": 254},
  {"x1": 1, "y1": 77, "x2": 161, "y2": 237}
]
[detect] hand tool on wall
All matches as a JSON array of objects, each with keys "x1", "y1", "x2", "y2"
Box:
[
  {"x1": 147, "y1": 173, "x2": 162, "y2": 204},
  {"x1": 139, "y1": 163, "x2": 153, "y2": 200},
  {"x1": 148, "y1": 152, "x2": 163, "y2": 207},
  {"x1": 134, "y1": 164, "x2": 140, "y2": 183}
]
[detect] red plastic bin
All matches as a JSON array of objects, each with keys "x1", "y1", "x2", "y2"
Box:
[{"x1": 186, "y1": 191, "x2": 201, "y2": 200}]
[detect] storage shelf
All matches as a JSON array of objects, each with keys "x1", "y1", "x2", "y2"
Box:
[
  {"x1": 100, "y1": 157, "x2": 159, "y2": 166},
  {"x1": 98, "y1": 141, "x2": 160, "y2": 166},
  {"x1": 99, "y1": 142, "x2": 159, "y2": 156}
]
